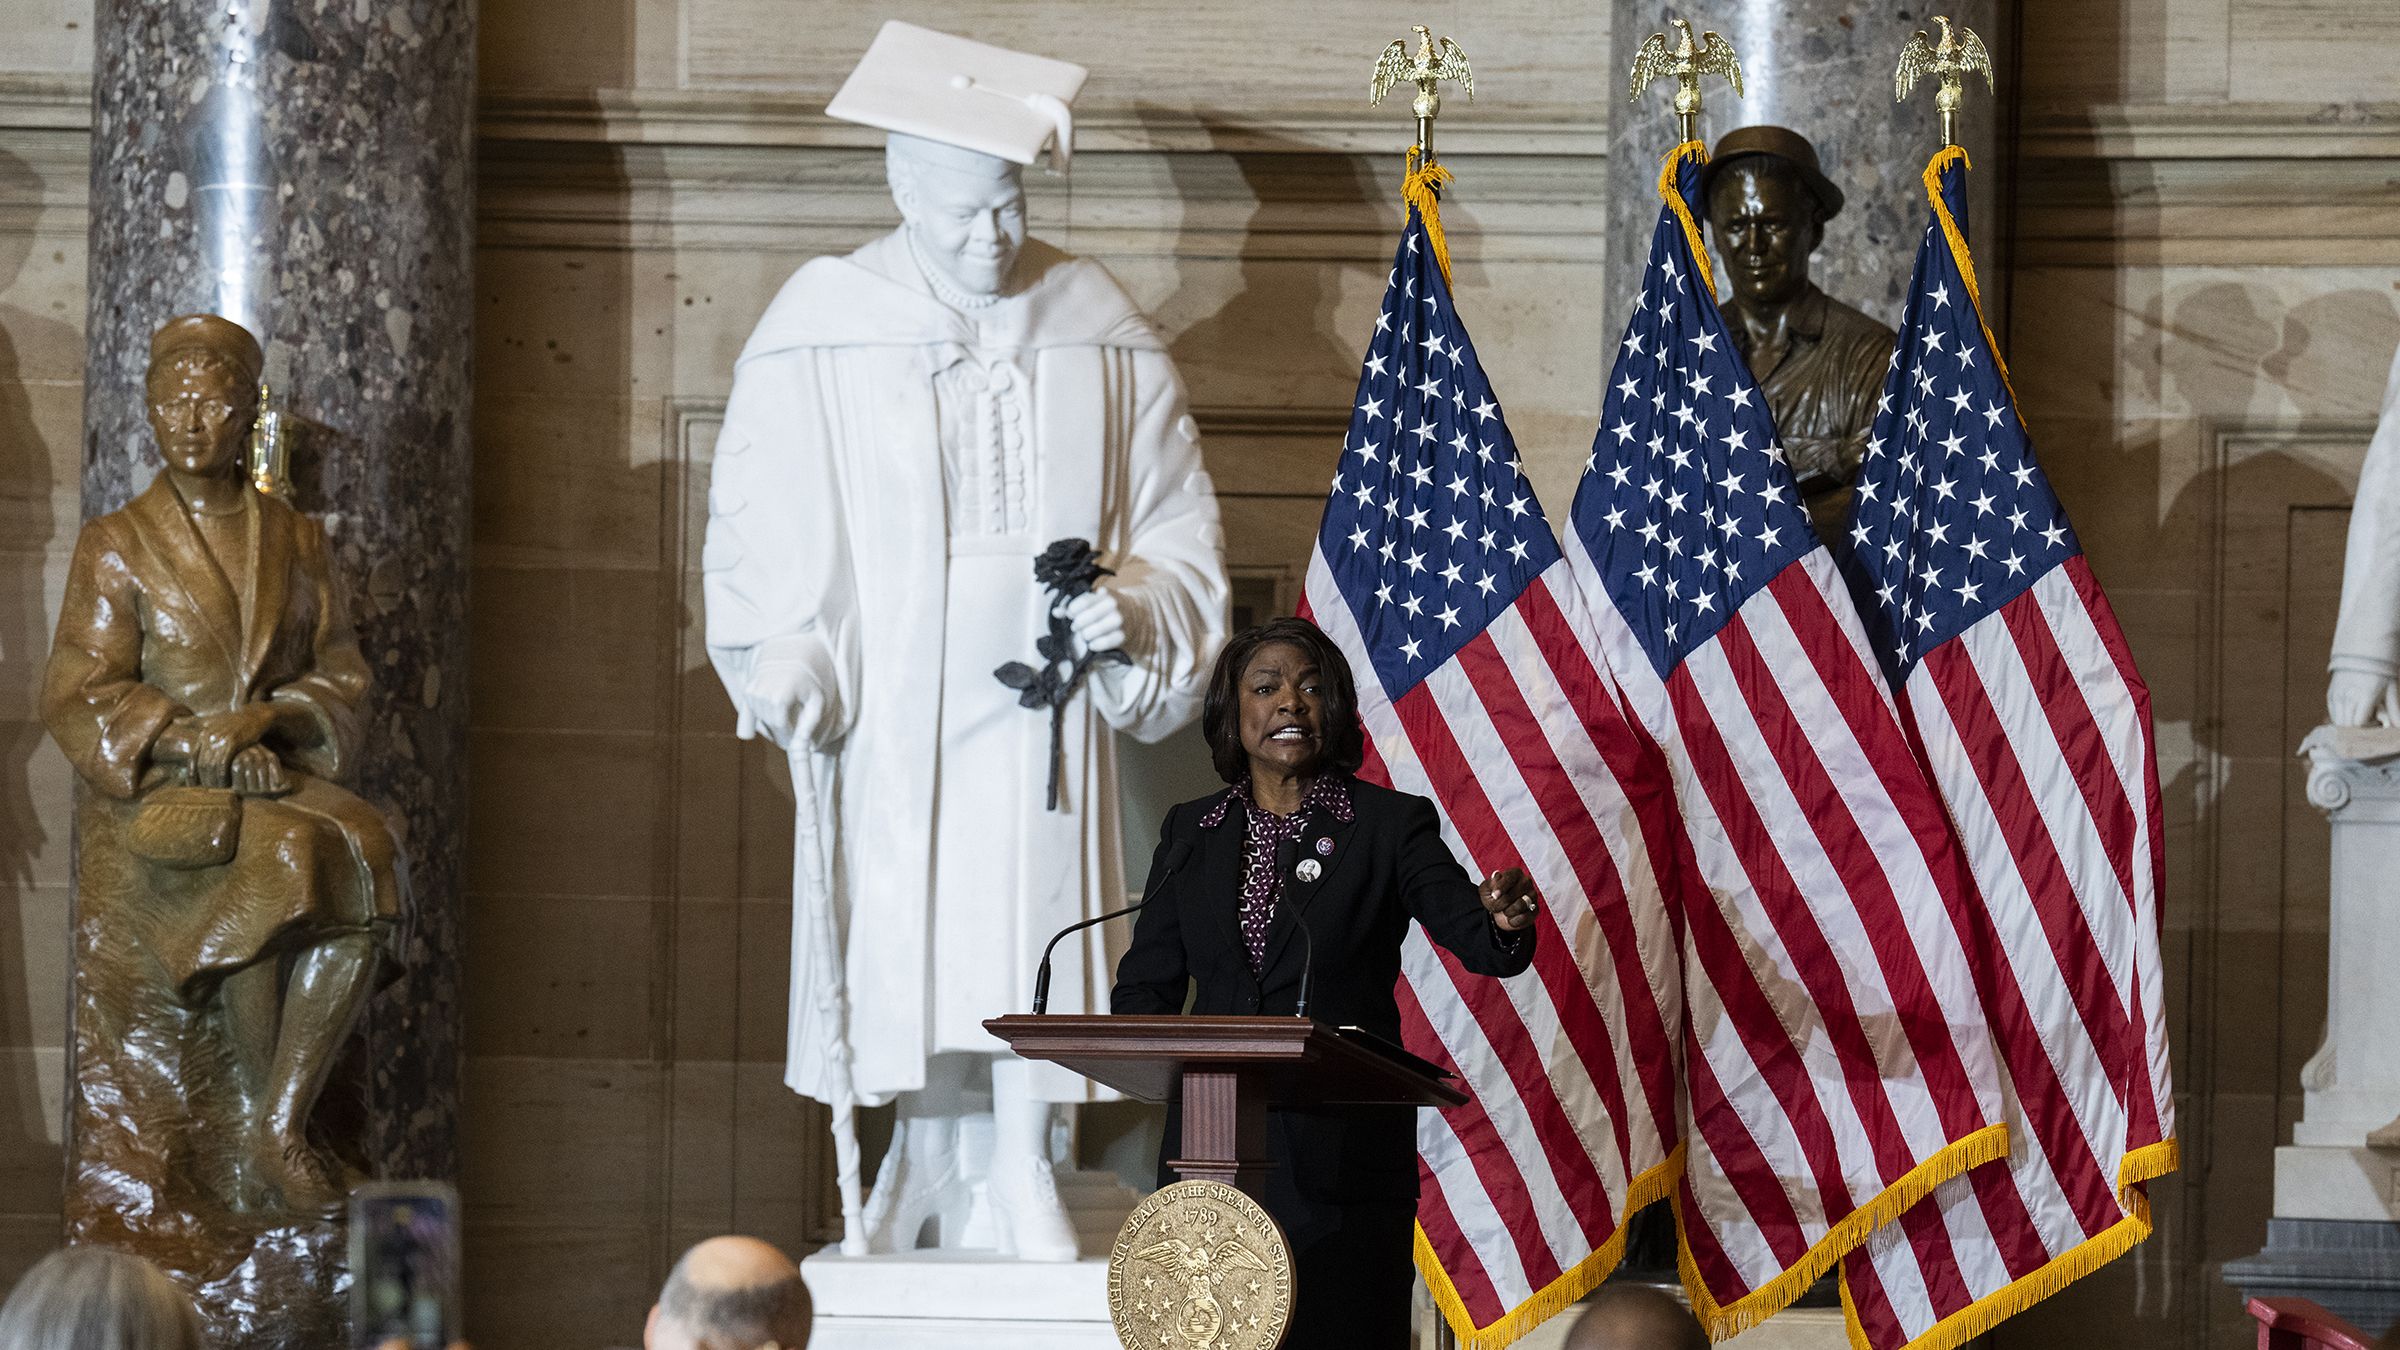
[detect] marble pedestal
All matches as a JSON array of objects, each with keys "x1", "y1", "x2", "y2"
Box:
[
  {"x1": 804, "y1": 1252, "x2": 1118, "y2": 1349},
  {"x1": 807, "y1": 1167, "x2": 1138, "y2": 1348},
  {"x1": 2226, "y1": 727, "x2": 2400, "y2": 1336}
]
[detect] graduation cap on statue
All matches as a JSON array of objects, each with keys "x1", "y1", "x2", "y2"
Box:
[{"x1": 827, "y1": 21, "x2": 1089, "y2": 172}]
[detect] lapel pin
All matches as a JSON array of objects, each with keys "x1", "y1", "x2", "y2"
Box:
[
  {"x1": 1315, "y1": 837, "x2": 1335, "y2": 857},
  {"x1": 1295, "y1": 859, "x2": 1323, "y2": 883}
]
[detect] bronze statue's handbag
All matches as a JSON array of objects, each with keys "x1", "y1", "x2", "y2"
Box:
[{"x1": 128, "y1": 786, "x2": 243, "y2": 869}]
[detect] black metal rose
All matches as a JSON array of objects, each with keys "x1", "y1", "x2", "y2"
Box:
[
  {"x1": 1033, "y1": 537, "x2": 1113, "y2": 599},
  {"x1": 996, "y1": 538, "x2": 1133, "y2": 810}
]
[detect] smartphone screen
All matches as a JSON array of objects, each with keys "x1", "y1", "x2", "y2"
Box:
[{"x1": 349, "y1": 1181, "x2": 461, "y2": 1349}]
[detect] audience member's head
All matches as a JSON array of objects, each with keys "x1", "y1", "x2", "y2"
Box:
[
  {"x1": 0, "y1": 1246, "x2": 206, "y2": 1350},
  {"x1": 645, "y1": 1237, "x2": 810, "y2": 1350},
  {"x1": 1561, "y1": 1282, "x2": 1710, "y2": 1350}
]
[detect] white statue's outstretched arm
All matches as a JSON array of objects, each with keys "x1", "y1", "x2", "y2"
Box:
[
  {"x1": 1087, "y1": 351, "x2": 1230, "y2": 743},
  {"x1": 2329, "y1": 343, "x2": 2400, "y2": 727},
  {"x1": 703, "y1": 350, "x2": 861, "y2": 751}
]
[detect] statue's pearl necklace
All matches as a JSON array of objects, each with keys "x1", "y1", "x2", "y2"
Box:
[{"x1": 906, "y1": 226, "x2": 1002, "y2": 312}]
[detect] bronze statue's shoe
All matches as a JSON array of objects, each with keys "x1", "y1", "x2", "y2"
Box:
[
  {"x1": 256, "y1": 1136, "x2": 348, "y2": 1218},
  {"x1": 224, "y1": 1156, "x2": 282, "y2": 1216}
]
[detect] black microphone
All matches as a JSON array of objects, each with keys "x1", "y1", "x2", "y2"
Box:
[
  {"x1": 1031, "y1": 839, "x2": 1193, "y2": 1014},
  {"x1": 1272, "y1": 837, "x2": 1317, "y2": 1021}
]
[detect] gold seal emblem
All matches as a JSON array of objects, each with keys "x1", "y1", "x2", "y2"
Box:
[{"x1": 1108, "y1": 1179, "x2": 1294, "y2": 1349}]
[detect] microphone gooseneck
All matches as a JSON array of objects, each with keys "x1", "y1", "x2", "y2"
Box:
[
  {"x1": 1031, "y1": 839, "x2": 1193, "y2": 1014},
  {"x1": 1273, "y1": 837, "x2": 1317, "y2": 1020}
]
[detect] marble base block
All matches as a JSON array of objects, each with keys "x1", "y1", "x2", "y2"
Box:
[
  {"x1": 806, "y1": 1168, "x2": 1142, "y2": 1348},
  {"x1": 2224, "y1": 1219, "x2": 2400, "y2": 1339},
  {"x1": 2275, "y1": 1145, "x2": 2400, "y2": 1223},
  {"x1": 802, "y1": 1252, "x2": 1118, "y2": 1350}
]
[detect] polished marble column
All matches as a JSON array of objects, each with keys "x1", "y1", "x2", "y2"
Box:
[
  {"x1": 79, "y1": 1, "x2": 470, "y2": 1341},
  {"x1": 1603, "y1": 0, "x2": 2005, "y2": 334}
]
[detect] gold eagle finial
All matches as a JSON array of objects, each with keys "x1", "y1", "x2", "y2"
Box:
[
  {"x1": 1895, "y1": 16, "x2": 1993, "y2": 149},
  {"x1": 1628, "y1": 17, "x2": 1745, "y2": 145},
  {"x1": 1371, "y1": 25, "x2": 1473, "y2": 163}
]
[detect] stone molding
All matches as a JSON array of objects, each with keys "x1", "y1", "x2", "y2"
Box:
[
  {"x1": 2, "y1": 76, "x2": 2397, "y2": 263},
  {"x1": 2019, "y1": 101, "x2": 2400, "y2": 161},
  {"x1": 0, "y1": 74, "x2": 2392, "y2": 159},
  {"x1": 2014, "y1": 102, "x2": 2400, "y2": 266},
  {"x1": 480, "y1": 87, "x2": 1609, "y2": 158},
  {"x1": 472, "y1": 137, "x2": 1612, "y2": 259}
]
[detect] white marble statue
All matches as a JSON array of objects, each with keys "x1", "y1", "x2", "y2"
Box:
[
  {"x1": 2328, "y1": 342, "x2": 2400, "y2": 727},
  {"x1": 701, "y1": 26, "x2": 1228, "y2": 1264}
]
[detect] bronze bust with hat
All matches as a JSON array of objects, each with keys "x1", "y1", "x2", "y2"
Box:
[{"x1": 1701, "y1": 125, "x2": 1896, "y2": 546}]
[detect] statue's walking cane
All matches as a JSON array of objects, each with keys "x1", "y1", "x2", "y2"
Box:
[{"x1": 789, "y1": 745, "x2": 868, "y2": 1255}]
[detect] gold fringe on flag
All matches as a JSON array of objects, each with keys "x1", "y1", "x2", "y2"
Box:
[
  {"x1": 1404, "y1": 145, "x2": 1456, "y2": 289},
  {"x1": 1675, "y1": 1122, "x2": 2010, "y2": 1341},
  {"x1": 1416, "y1": 1151, "x2": 1687, "y2": 1350},
  {"x1": 1919, "y1": 144, "x2": 2024, "y2": 419},
  {"x1": 1656, "y1": 141, "x2": 1719, "y2": 304},
  {"x1": 1838, "y1": 1140, "x2": 2183, "y2": 1350}
]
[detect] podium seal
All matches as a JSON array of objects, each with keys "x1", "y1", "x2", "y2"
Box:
[{"x1": 1107, "y1": 1179, "x2": 1294, "y2": 1349}]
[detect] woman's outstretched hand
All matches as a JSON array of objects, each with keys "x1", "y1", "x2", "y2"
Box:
[{"x1": 1478, "y1": 868, "x2": 1539, "y2": 931}]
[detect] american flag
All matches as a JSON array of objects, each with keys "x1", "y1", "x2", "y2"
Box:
[
  {"x1": 1561, "y1": 145, "x2": 2010, "y2": 1336},
  {"x1": 1301, "y1": 178, "x2": 1682, "y2": 1348},
  {"x1": 1836, "y1": 149, "x2": 2178, "y2": 1350}
]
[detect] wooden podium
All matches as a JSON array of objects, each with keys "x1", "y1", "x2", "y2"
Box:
[{"x1": 984, "y1": 1014, "x2": 1466, "y2": 1199}]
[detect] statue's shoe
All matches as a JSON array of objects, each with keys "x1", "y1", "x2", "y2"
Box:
[
  {"x1": 862, "y1": 1142, "x2": 960, "y2": 1253},
  {"x1": 247, "y1": 1135, "x2": 346, "y2": 1219},
  {"x1": 988, "y1": 1157, "x2": 1078, "y2": 1262}
]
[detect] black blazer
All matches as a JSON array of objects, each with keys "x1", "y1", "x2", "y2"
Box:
[{"x1": 1109, "y1": 776, "x2": 1535, "y2": 1240}]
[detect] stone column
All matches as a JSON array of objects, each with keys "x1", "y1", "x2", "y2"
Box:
[
  {"x1": 77, "y1": 0, "x2": 471, "y2": 1341},
  {"x1": 2225, "y1": 727, "x2": 2400, "y2": 1337},
  {"x1": 1602, "y1": 1, "x2": 2005, "y2": 338}
]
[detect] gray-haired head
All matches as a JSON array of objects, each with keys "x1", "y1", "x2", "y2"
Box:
[
  {"x1": 646, "y1": 1236, "x2": 810, "y2": 1350},
  {"x1": 0, "y1": 1247, "x2": 207, "y2": 1350},
  {"x1": 1561, "y1": 1282, "x2": 1709, "y2": 1350}
]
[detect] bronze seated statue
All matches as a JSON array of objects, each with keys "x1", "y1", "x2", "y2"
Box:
[{"x1": 43, "y1": 313, "x2": 402, "y2": 1247}]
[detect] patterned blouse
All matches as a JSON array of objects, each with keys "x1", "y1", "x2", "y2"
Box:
[{"x1": 1200, "y1": 774, "x2": 1357, "y2": 971}]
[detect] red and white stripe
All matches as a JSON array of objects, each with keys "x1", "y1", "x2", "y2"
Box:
[
  {"x1": 1841, "y1": 559, "x2": 2176, "y2": 1350},
  {"x1": 1563, "y1": 536, "x2": 2010, "y2": 1332},
  {"x1": 1305, "y1": 556, "x2": 1683, "y2": 1343}
]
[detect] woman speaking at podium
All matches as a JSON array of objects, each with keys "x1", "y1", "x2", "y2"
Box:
[{"x1": 1110, "y1": 616, "x2": 1539, "y2": 1346}]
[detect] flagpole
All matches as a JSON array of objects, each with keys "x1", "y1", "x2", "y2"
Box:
[{"x1": 1376, "y1": 34, "x2": 1469, "y2": 1350}]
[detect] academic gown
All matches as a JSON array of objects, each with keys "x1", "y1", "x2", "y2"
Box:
[
  {"x1": 704, "y1": 231, "x2": 1230, "y2": 1105},
  {"x1": 2331, "y1": 343, "x2": 2400, "y2": 688}
]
